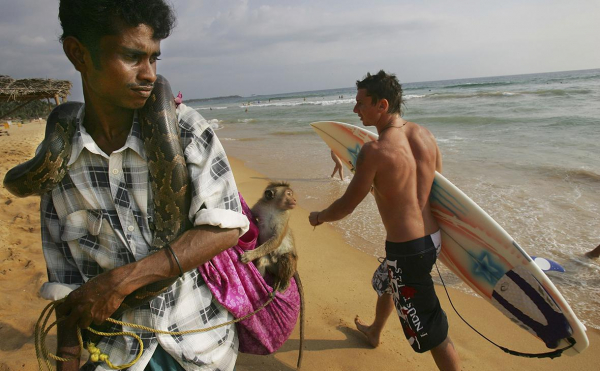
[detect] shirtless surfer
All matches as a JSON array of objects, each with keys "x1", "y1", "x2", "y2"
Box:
[{"x1": 309, "y1": 70, "x2": 460, "y2": 370}]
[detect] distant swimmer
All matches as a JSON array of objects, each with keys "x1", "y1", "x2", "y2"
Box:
[
  {"x1": 330, "y1": 150, "x2": 344, "y2": 180},
  {"x1": 585, "y1": 244, "x2": 600, "y2": 258}
]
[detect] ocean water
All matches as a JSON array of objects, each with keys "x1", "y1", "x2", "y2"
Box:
[{"x1": 187, "y1": 69, "x2": 600, "y2": 331}]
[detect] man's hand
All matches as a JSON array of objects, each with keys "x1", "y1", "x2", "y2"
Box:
[
  {"x1": 308, "y1": 211, "x2": 324, "y2": 227},
  {"x1": 56, "y1": 268, "x2": 128, "y2": 329},
  {"x1": 55, "y1": 226, "x2": 240, "y2": 330}
]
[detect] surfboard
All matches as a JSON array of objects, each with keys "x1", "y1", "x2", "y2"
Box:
[{"x1": 310, "y1": 121, "x2": 588, "y2": 355}]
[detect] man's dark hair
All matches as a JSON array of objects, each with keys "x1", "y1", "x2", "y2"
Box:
[
  {"x1": 356, "y1": 70, "x2": 403, "y2": 115},
  {"x1": 59, "y1": 0, "x2": 176, "y2": 64}
]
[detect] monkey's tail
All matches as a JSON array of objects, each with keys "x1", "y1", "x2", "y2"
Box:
[{"x1": 293, "y1": 271, "x2": 304, "y2": 370}]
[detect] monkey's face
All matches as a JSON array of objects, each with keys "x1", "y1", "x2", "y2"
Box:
[
  {"x1": 264, "y1": 183, "x2": 297, "y2": 210},
  {"x1": 278, "y1": 188, "x2": 296, "y2": 210}
]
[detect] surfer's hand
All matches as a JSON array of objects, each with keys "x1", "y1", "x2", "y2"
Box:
[
  {"x1": 56, "y1": 269, "x2": 127, "y2": 329},
  {"x1": 309, "y1": 212, "x2": 324, "y2": 227}
]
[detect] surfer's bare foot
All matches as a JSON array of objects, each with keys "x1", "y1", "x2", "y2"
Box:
[{"x1": 354, "y1": 315, "x2": 380, "y2": 348}]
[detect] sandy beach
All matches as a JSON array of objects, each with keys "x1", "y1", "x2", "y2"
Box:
[{"x1": 0, "y1": 122, "x2": 598, "y2": 370}]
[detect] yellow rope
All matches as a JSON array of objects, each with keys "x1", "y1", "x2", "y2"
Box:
[{"x1": 35, "y1": 293, "x2": 276, "y2": 370}]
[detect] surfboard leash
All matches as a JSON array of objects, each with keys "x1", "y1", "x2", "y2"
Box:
[{"x1": 434, "y1": 262, "x2": 576, "y2": 359}]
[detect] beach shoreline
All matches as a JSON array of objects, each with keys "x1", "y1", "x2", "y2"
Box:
[{"x1": 0, "y1": 122, "x2": 597, "y2": 370}]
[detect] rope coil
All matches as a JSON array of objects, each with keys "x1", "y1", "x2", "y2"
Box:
[{"x1": 35, "y1": 293, "x2": 276, "y2": 370}]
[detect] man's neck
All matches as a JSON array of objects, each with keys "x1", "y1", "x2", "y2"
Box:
[
  {"x1": 376, "y1": 115, "x2": 403, "y2": 135},
  {"x1": 82, "y1": 98, "x2": 135, "y2": 155}
]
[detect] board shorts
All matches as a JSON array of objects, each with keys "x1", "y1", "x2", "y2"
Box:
[
  {"x1": 382, "y1": 230, "x2": 449, "y2": 353},
  {"x1": 371, "y1": 257, "x2": 393, "y2": 296}
]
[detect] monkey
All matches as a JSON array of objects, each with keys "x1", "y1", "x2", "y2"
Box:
[
  {"x1": 241, "y1": 181, "x2": 298, "y2": 291},
  {"x1": 240, "y1": 181, "x2": 305, "y2": 368}
]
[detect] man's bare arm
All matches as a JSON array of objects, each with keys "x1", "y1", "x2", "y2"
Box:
[
  {"x1": 56, "y1": 322, "x2": 80, "y2": 371},
  {"x1": 56, "y1": 225, "x2": 239, "y2": 329},
  {"x1": 309, "y1": 146, "x2": 377, "y2": 225},
  {"x1": 436, "y1": 143, "x2": 443, "y2": 173}
]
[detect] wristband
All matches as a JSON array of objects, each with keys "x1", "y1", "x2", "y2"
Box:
[
  {"x1": 317, "y1": 213, "x2": 321, "y2": 224},
  {"x1": 165, "y1": 244, "x2": 184, "y2": 278}
]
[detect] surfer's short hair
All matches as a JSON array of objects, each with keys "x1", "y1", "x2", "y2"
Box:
[
  {"x1": 356, "y1": 70, "x2": 403, "y2": 115},
  {"x1": 59, "y1": 0, "x2": 176, "y2": 65}
]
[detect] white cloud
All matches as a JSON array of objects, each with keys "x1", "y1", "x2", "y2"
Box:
[
  {"x1": 17, "y1": 35, "x2": 47, "y2": 46},
  {"x1": 0, "y1": 0, "x2": 70, "y2": 81}
]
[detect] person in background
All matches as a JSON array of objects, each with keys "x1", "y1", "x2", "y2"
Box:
[
  {"x1": 330, "y1": 150, "x2": 344, "y2": 180},
  {"x1": 585, "y1": 244, "x2": 600, "y2": 258}
]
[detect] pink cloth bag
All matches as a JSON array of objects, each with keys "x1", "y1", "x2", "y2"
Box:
[{"x1": 198, "y1": 194, "x2": 301, "y2": 354}]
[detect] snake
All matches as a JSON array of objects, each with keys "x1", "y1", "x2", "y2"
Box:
[{"x1": 3, "y1": 75, "x2": 190, "y2": 318}]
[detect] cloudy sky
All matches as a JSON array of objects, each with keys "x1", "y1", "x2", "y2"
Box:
[{"x1": 1, "y1": 0, "x2": 598, "y2": 100}]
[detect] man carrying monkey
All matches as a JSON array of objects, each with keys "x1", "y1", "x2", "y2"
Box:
[
  {"x1": 309, "y1": 70, "x2": 461, "y2": 370},
  {"x1": 30, "y1": 1, "x2": 249, "y2": 370}
]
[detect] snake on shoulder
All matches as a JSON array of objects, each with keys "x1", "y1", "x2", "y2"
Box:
[{"x1": 3, "y1": 75, "x2": 190, "y2": 318}]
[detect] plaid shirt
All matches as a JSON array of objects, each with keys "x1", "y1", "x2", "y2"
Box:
[{"x1": 39, "y1": 104, "x2": 249, "y2": 370}]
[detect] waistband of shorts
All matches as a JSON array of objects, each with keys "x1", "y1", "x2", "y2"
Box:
[{"x1": 385, "y1": 230, "x2": 441, "y2": 258}]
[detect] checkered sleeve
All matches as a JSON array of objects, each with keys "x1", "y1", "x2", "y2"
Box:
[
  {"x1": 178, "y1": 104, "x2": 249, "y2": 235},
  {"x1": 39, "y1": 193, "x2": 84, "y2": 300}
]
